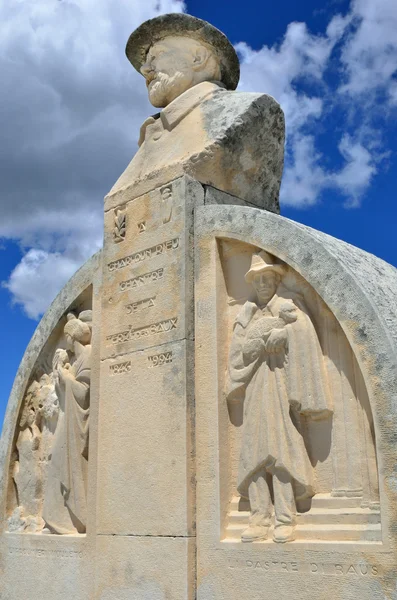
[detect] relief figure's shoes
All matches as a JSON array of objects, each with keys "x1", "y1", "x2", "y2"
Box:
[
  {"x1": 273, "y1": 524, "x2": 296, "y2": 543},
  {"x1": 241, "y1": 524, "x2": 269, "y2": 542}
]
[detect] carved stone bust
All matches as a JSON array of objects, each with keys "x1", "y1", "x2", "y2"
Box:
[{"x1": 105, "y1": 13, "x2": 285, "y2": 212}]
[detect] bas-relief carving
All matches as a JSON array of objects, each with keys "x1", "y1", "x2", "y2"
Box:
[
  {"x1": 160, "y1": 185, "x2": 173, "y2": 224},
  {"x1": 8, "y1": 366, "x2": 61, "y2": 533},
  {"x1": 106, "y1": 14, "x2": 284, "y2": 212},
  {"x1": 224, "y1": 246, "x2": 380, "y2": 544},
  {"x1": 7, "y1": 310, "x2": 92, "y2": 535},
  {"x1": 113, "y1": 209, "x2": 126, "y2": 242}
]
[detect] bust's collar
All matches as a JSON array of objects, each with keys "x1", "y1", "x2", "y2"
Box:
[
  {"x1": 161, "y1": 80, "x2": 225, "y2": 129},
  {"x1": 138, "y1": 81, "x2": 225, "y2": 147}
]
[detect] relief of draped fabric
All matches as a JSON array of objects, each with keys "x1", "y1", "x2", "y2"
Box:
[
  {"x1": 42, "y1": 346, "x2": 91, "y2": 534},
  {"x1": 226, "y1": 284, "x2": 332, "y2": 499}
]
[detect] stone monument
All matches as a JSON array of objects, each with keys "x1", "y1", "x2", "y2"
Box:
[{"x1": 1, "y1": 12, "x2": 397, "y2": 600}]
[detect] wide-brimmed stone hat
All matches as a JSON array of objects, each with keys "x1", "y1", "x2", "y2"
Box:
[
  {"x1": 125, "y1": 13, "x2": 240, "y2": 91},
  {"x1": 245, "y1": 251, "x2": 285, "y2": 283}
]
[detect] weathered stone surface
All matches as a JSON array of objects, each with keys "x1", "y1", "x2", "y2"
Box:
[
  {"x1": 0, "y1": 252, "x2": 101, "y2": 599},
  {"x1": 95, "y1": 175, "x2": 199, "y2": 598},
  {"x1": 0, "y1": 252, "x2": 101, "y2": 519},
  {"x1": 2, "y1": 11, "x2": 397, "y2": 600},
  {"x1": 126, "y1": 13, "x2": 240, "y2": 91},
  {"x1": 94, "y1": 536, "x2": 195, "y2": 599},
  {"x1": 194, "y1": 196, "x2": 397, "y2": 599},
  {"x1": 2, "y1": 185, "x2": 397, "y2": 599},
  {"x1": 106, "y1": 83, "x2": 284, "y2": 213},
  {"x1": 108, "y1": 13, "x2": 284, "y2": 213},
  {"x1": 101, "y1": 176, "x2": 202, "y2": 358},
  {"x1": 1, "y1": 534, "x2": 91, "y2": 600},
  {"x1": 97, "y1": 339, "x2": 194, "y2": 536}
]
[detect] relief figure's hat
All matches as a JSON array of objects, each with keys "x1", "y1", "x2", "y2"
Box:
[
  {"x1": 245, "y1": 250, "x2": 285, "y2": 283},
  {"x1": 125, "y1": 13, "x2": 240, "y2": 91}
]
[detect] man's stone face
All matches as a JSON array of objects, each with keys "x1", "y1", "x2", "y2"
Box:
[
  {"x1": 252, "y1": 271, "x2": 279, "y2": 304},
  {"x1": 140, "y1": 36, "x2": 198, "y2": 108}
]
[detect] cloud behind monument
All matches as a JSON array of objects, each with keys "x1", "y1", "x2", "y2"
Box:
[{"x1": 0, "y1": 0, "x2": 396, "y2": 318}]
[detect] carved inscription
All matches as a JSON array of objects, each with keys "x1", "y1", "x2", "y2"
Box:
[
  {"x1": 108, "y1": 238, "x2": 180, "y2": 272},
  {"x1": 138, "y1": 221, "x2": 146, "y2": 233},
  {"x1": 228, "y1": 559, "x2": 380, "y2": 576},
  {"x1": 126, "y1": 296, "x2": 156, "y2": 314},
  {"x1": 148, "y1": 351, "x2": 173, "y2": 367},
  {"x1": 113, "y1": 209, "x2": 126, "y2": 242},
  {"x1": 120, "y1": 268, "x2": 164, "y2": 292},
  {"x1": 106, "y1": 317, "x2": 178, "y2": 345},
  {"x1": 8, "y1": 547, "x2": 84, "y2": 559},
  {"x1": 110, "y1": 361, "x2": 132, "y2": 375}
]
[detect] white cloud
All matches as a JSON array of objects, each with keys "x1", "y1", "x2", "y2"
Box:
[
  {"x1": 3, "y1": 247, "x2": 95, "y2": 321},
  {"x1": 338, "y1": 0, "x2": 397, "y2": 101},
  {"x1": 236, "y1": 0, "x2": 396, "y2": 209},
  {"x1": 279, "y1": 136, "x2": 327, "y2": 208},
  {"x1": 236, "y1": 21, "x2": 335, "y2": 131},
  {"x1": 2, "y1": 200, "x2": 104, "y2": 319},
  {"x1": 0, "y1": 0, "x2": 184, "y2": 318},
  {"x1": 332, "y1": 135, "x2": 378, "y2": 206},
  {"x1": 1, "y1": 0, "x2": 396, "y2": 318},
  {"x1": 280, "y1": 134, "x2": 378, "y2": 209}
]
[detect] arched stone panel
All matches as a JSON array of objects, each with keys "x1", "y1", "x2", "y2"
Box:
[
  {"x1": 0, "y1": 251, "x2": 101, "y2": 535},
  {"x1": 195, "y1": 203, "x2": 397, "y2": 599}
]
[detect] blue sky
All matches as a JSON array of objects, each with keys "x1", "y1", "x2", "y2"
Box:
[{"x1": 1, "y1": 0, "x2": 396, "y2": 430}]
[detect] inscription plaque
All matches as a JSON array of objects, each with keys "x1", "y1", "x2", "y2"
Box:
[{"x1": 101, "y1": 177, "x2": 195, "y2": 358}]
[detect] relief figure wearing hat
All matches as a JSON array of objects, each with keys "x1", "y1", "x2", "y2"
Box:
[
  {"x1": 108, "y1": 14, "x2": 285, "y2": 211},
  {"x1": 226, "y1": 251, "x2": 332, "y2": 543}
]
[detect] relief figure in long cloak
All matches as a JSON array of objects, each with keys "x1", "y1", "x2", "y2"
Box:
[
  {"x1": 226, "y1": 251, "x2": 332, "y2": 543},
  {"x1": 42, "y1": 311, "x2": 91, "y2": 534}
]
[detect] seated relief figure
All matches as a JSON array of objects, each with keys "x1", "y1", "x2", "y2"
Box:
[
  {"x1": 110, "y1": 14, "x2": 284, "y2": 211},
  {"x1": 42, "y1": 311, "x2": 92, "y2": 534},
  {"x1": 226, "y1": 251, "x2": 333, "y2": 543}
]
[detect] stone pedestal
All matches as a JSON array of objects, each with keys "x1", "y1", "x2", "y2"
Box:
[
  {"x1": 96, "y1": 176, "x2": 201, "y2": 597},
  {"x1": 194, "y1": 198, "x2": 397, "y2": 600},
  {"x1": 2, "y1": 182, "x2": 397, "y2": 600}
]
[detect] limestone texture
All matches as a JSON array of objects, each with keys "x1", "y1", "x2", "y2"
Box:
[
  {"x1": 194, "y1": 197, "x2": 397, "y2": 599},
  {"x1": 1, "y1": 184, "x2": 397, "y2": 599},
  {"x1": 2, "y1": 12, "x2": 397, "y2": 600},
  {"x1": 105, "y1": 82, "x2": 284, "y2": 212},
  {"x1": 126, "y1": 13, "x2": 240, "y2": 91}
]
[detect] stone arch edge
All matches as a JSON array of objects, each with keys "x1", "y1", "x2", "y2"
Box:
[
  {"x1": 0, "y1": 250, "x2": 102, "y2": 524},
  {"x1": 195, "y1": 204, "x2": 397, "y2": 546}
]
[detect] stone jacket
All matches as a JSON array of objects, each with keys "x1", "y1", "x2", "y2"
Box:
[{"x1": 105, "y1": 81, "x2": 285, "y2": 212}]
